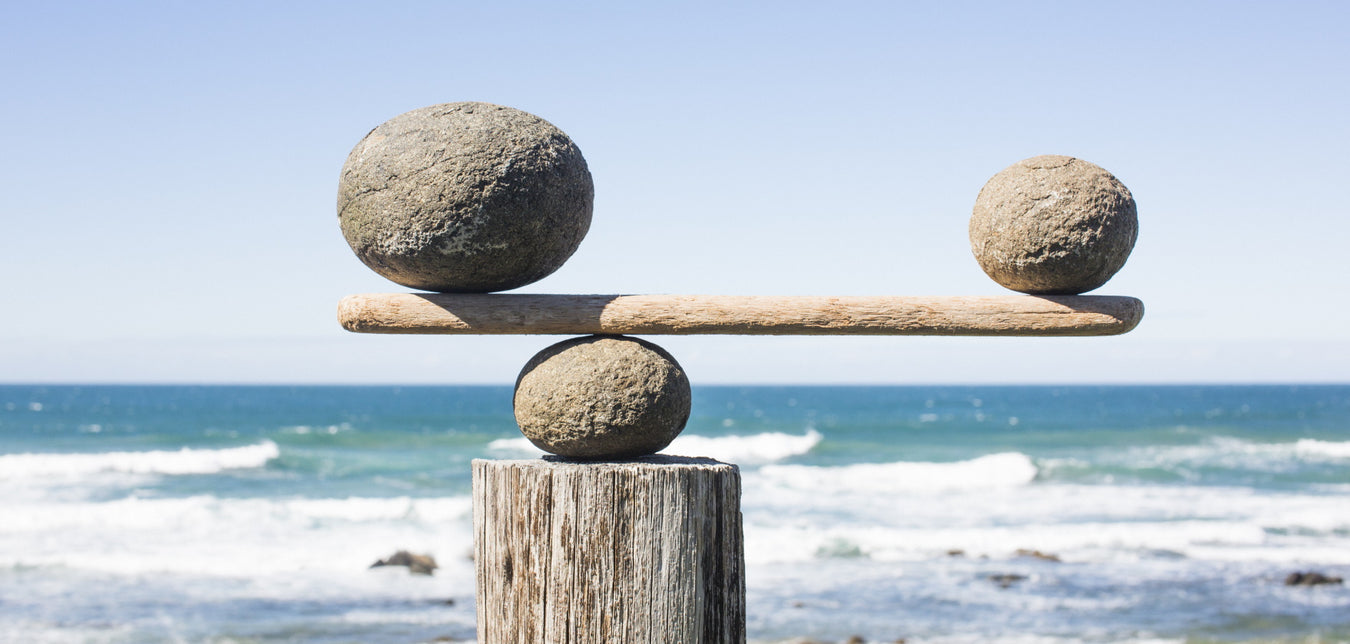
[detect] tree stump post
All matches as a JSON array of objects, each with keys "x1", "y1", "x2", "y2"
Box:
[{"x1": 473, "y1": 456, "x2": 745, "y2": 643}]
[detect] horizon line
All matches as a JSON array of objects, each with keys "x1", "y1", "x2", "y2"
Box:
[{"x1": 3, "y1": 381, "x2": 1348, "y2": 388}]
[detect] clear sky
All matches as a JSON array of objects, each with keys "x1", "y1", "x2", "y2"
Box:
[{"x1": 3, "y1": 1, "x2": 1347, "y2": 384}]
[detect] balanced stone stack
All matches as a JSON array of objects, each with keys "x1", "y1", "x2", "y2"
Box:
[
  {"x1": 338, "y1": 102, "x2": 692, "y2": 460},
  {"x1": 338, "y1": 102, "x2": 728, "y2": 643},
  {"x1": 336, "y1": 101, "x2": 1140, "y2": 643},
  {"x1": 337, "y1": 105, "x2": 1140, "y2": 459}
]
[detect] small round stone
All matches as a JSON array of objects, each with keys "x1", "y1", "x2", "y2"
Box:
[
  {"x1": 514, "y1": 336, "x2": 691, "y2": 460},
  {"x1": 338, "y1": 102, "x2": 593, "y2": 293},
  {"x1": 969, "y1": 155, "x2": 1138, "y2": 294}
]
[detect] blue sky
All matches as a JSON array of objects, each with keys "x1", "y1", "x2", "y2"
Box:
[{"x1": 3, "y1": 1, "x2": 1347, "y2": 384}]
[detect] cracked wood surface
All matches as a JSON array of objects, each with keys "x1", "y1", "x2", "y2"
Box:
[
  {"x1": 339, "y1": 293, "x2": 1143, "y2": 336},
  {"x1": 474, "y1": 457, "x2": 745, "y2": 643}
]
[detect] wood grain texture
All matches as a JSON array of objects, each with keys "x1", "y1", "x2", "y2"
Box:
[
  {"x1": 340, "y1": 293, "x2": 1143, "y2": 336},
  {"x1": 474, "y1": 457, "x2": 745, "y2": 644}
]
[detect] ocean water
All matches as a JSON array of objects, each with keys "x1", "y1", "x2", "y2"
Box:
[{"x1": 1, "y1": 384, "x2": 1348, "y2": 644}]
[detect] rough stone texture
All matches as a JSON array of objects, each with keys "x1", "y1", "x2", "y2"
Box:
[
  {"x1": 338, "y1": 102, "x2": 593, "y2": 293},
  {"x1": 513, "y1": 335, "x2": 691, "y2": 459},
  {"x1": 1285, "y1": 571, "x2": 1344, "y2": 586},
  {"x1": 970, "y1": 155, "x2": 1138, "y2": 295}
]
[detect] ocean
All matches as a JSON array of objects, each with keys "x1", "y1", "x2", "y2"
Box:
[{"x1": 1, "y1": 384, "x2": 1347, "y2": 643}]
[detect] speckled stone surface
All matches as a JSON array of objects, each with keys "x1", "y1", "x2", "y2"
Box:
[
  {"x1": 338, "y1": 102, "x2": 593, "y2": 293},
  {"x1": 513, "y1": 335, "x2": 691, "y2": 460},
  {"x1": 969, "y1": 155, "x2": 1137, "y2": 295}
]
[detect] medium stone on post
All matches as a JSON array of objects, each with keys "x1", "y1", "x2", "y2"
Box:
[
  {"x1": 514, "y1": 335, "x2": 691, "y2": 459},
  {"x1": 338, "y1": 102, "x2": 593, "y2": 293},
  {"x1": 969, "y1": 155, "x2": 1138, "y2": 295}
]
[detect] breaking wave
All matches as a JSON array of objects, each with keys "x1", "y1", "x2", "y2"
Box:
[
  {"x1": 755, "y1": 451, "x2": 1038, "y2": 494},
  {"x1": 0, "y1": 441, "x2": 280, "y2": 479}
]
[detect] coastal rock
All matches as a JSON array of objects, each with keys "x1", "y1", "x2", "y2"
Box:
[
  {"x1": 1285, "y1": 571, "x2": 1344, "y2": 586},
  {"x1": 370, "y1": 550, "x2": 438, "y2": 575},
  {"x1": 338, "y1": 101, "x2": 593, "y2": 292},
  {"x1": 969, "y1": 155, "x2": 1137, "y2": 294},
  {"x1": 1015, "y1": 548, "x2": 1061, "y2": 562},
  {"x1": 514, "y1": 335, "x2": 691, "y2": 459},
  {"x1": 989, "y1": 573, "x2": 1028, "y2": 588}
]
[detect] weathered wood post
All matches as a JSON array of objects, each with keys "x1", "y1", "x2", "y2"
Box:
[{"x1": 474, "y1": 456, "x2": 745, "y2": 643}]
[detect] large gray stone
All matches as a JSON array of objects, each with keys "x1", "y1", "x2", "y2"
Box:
[
  {"x1": 513, "y1": 335, "x2": 691, "y2": 459},
  {"x1": 969, "y1": 155, "x2": 1137, "y2": 295},
  {"x1": 338, "y1": 102, "x2": 593, "y2": 293}
]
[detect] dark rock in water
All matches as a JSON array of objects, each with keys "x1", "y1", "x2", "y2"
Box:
[
  {"x1": 1285, "y1": 571, "x2": 1344, "y2": 586},
  {"x1": 946, "y1": 549, "x2": 966, "y2": 557},
  {"x1": 844, "y1": 637, "x2": 866, "y2": 644},
  {"x1": 371, "y1": 550, "x2": 438, "y2": 575},
  {"x1": 1015, "y1": 548, "x2": 1061, "y2": 562},
  {"x1": 989, "y1": 573, "x2": 1028, "y2": 588}
]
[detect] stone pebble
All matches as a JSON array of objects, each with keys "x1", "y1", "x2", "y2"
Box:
[
  {"x1": 338, "y1": 102, "x2": 593, "y2": 293},
  {"x1": 969, "y1": 155, "x2": 1137, "y2": 295},
  {"x1": 514, "y1": 335, "x2": 691, "y2": 460}
]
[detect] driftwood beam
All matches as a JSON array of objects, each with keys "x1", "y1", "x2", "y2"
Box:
[{"x1": 338, "y1": 293, "x2": 1143, "y2": 337}]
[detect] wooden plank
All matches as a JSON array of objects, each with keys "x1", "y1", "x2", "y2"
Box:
[
  {"x1": 338, "y1": 293, "x2": 1143, "y2": 336},
  {"x1": 473, "y1": 456, "x2": 745, "y2": 644}
]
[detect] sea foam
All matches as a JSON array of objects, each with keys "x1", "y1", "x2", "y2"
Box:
[
  {"x1": 1103, "y1": 436, "x2": 1350, "y2": 473},
  {"x1": 754, "y1": 451, "x2": 1038, "y2": 494},
  {"x1": 0, "y1": 441, "x2": 280, "y2": 478},
  {"x1": 664, "y1": 429, "x2": 823, "y2": 463},
  {"x1": 0, "y1": 494, "x2": 475, "y2": 577},
  {"x1": 1294, "y1": 438, "x2": 1350, "y2": 459}
]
